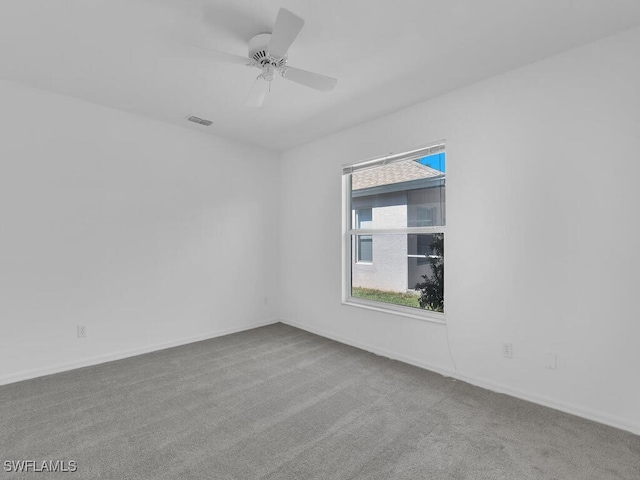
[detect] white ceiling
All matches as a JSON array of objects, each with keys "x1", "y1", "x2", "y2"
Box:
[{"x1": 1, "y1": 0, "x2": 640, "y2": 151}]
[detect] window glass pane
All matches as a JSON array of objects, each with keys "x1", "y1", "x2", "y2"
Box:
[
  {"x1": 410, "y1": 233, "x2": 444, "y2": 312},
  {"x1": 351, "y1": 153, "x2": 445, "y2": 229},
  {"x1": 351, "y1": 233, "x2": 444, "y2": 312},
  {"x1": 356, "y1": 208, "x2": 372, "y2": 229},
  {"x1": 357, "y1": 235, "x2": 373, "y2": 263},
  {"x1": 409, "y1": 233, "x2": 434, "y2": 266},
  {"x1": 416, "y1": 206, "x2": 434, "y2": 227},
  {"x1": 417, "y1": 152, "x2": 446, "y2": 172}
]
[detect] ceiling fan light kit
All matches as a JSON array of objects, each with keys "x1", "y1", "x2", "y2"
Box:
[
  {"x1": 248, "y1": 33, "x2": 286, "y2": 68},
  {"x1": 198, "y1": 8, "x2": 337, "y2": 107}
]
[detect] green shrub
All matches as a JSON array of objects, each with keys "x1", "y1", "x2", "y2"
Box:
[{"x1": 414, "y1": 234, "x2": 444, "y2": 312}]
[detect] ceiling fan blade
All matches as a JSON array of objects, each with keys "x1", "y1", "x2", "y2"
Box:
[
  {"x1": 190, "y1": 46, "x2": 252, "y2": 66},
  {"x1": 281, "y1": 67, "x2": 337, "y2": 92},
  {"x1": 245, "y1": 77, "x2": 270, "y2": 107},
  {"x1": 268, "y1": 8, "x2": 304, "y2": 59}
]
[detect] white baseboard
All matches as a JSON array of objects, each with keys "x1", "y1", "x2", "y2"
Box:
[
  {"x1": 0, "y1": 318, "x2": 279, "y2": 387},
  {"x1": 281, "y1": 318, "x2": 640, "y2": 437},
  {"x1": 453, "y1": 371, "x2": 640, "y2": 436},
  {"x1": 280, "y1": 318, "x2": 456, "y2": 381}
]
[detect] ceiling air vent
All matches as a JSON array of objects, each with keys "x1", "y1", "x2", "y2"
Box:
[{"x1": 188, "y1": 115, "x2": 213, "y2": 126}]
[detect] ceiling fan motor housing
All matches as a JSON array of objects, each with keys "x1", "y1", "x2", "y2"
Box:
[{"x1": 248, "y1": 33, "x2": 286, "y2": 68}]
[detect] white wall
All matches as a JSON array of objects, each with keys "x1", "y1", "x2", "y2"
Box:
[
  {"x1": 279, "y1": 26, "x2": 640, "y2": 434},
  {"x1": 0, "y1": 80, "x2": 280, "y2": 384}
]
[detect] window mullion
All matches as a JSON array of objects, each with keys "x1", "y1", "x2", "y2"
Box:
[{"x1": 349, "y1": 227, "x2": 445, "y2": 236}]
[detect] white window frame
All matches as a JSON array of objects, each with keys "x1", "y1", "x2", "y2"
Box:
[{"x1": 342, "y1": 142, "x2": 446, "y2": 323}]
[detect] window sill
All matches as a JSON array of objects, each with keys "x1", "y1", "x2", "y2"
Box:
[{"x1": 342, "y1": 297, "x2": 446, "y2": 324}]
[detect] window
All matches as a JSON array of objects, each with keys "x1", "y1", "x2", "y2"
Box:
[
  {"x1": 355, "y1": 208, "x2": 373, "y2": 263},
  {"x1": 356, "y1": 208, "x2": 372, "y2": 228},
  {"x1": 416, "y1": 206, "x2": 434, "y2": 227},
  {"x1": 343, "y1": 143, "x2": 446, "y2": 319},
  {"x1": 413, "y1": 233, "x2": 433, "y2": 265},
  {"x1": 357, "y1": 235, "x2": 373, "y2": 263}
]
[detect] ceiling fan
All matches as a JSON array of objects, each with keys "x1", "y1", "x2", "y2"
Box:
[{"x1": 197, "y1": 8, "x2": 337, "y2": 107}]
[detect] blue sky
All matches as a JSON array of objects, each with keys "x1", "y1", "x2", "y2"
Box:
[{"x1": 418, "y1": 152, "x2": 446, "y2": 172}]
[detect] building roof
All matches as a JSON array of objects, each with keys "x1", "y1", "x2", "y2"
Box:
[{"x1": 352, "y1": 161, "x2": 442, "y2": 191}]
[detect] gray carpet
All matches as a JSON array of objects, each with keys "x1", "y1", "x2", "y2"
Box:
[{"x1": 1, "y1": 323, "x2": 639, "y2": 480}]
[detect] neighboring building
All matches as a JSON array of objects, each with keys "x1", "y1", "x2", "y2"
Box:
[{"x1": 351, "y1": 159, "x2": 445, "y2": 292}]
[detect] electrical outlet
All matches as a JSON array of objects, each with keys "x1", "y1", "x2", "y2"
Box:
[
  {"x1": 77, "y1": 325, "x2": 87, "y2": 338},
  {"x1": 503, "y1": 343, "x2": 513, "y2": 359}
]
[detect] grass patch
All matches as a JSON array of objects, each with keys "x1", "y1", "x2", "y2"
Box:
[{"x1": 352, "y1": 287, "x2": 420, "y2": 309}]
